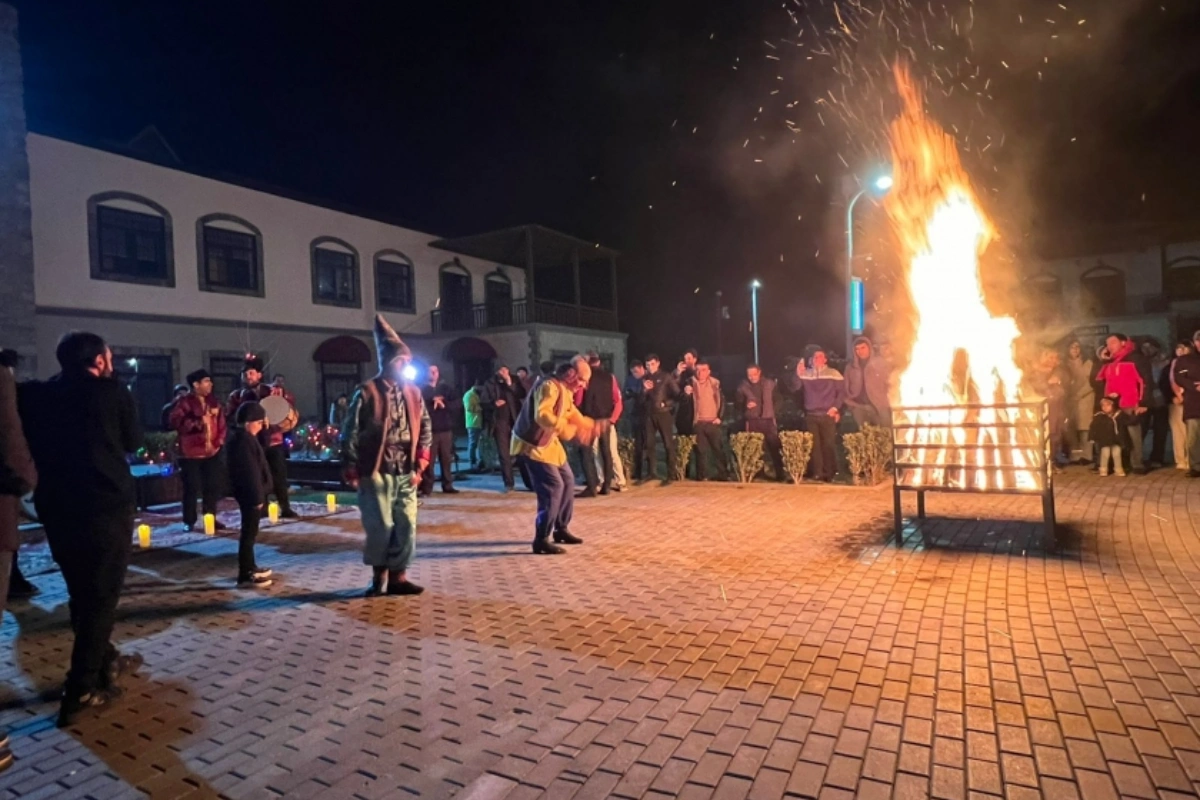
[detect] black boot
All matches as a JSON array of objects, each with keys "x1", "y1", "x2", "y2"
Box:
[
  {"x1": 57, "y1": 686, "x2": 122, "y2": 728},
  {"x1": 386, "y1": 570, "x2": 424, "y2": 595},
  {"x1": 365, "y1": 567, "x2": 386, "y2": 597},
  {"x1": 552, "y1": 530, "x2": 583, "y2": 545},
  {"x1": 533, "y1": 539, "x2": 566, "y2": 555}
]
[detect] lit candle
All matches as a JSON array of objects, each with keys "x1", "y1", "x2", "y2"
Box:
[
  {"x1": 203, "y1": 513, "x2": 216, "y2": 535},
  {"x1": 137, "y1": 524, "x2": 151, "y2": 549},
  {"x1": 268, "y1": 502, "x2": 280, "y2": 524},
  {"x1": 327, "y1": 493, "x2": 337, "y2": 512}
]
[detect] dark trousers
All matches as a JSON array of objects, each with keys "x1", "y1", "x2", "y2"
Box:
[
  {"x1": 807, "y1": 413, "x2": 838, "y2": 481},
  {"x1": 264, "y1": 445, "x2": 292, "y2": 513},
  {"x1": 746, "y1": 419, "x2": 785, "y2": 479},
  {"x1": 630, "y1": 415, "x2": 646, "y2": 479},
  {"x1": 493, "y1": 423, "x2": 515, "y2": 488},
  {"x1": 523, "y1": 456, "x2": 574, "y2": 544},
  {"x1": 694, "y1": 421, "x2": 729, "y2": 479},
  {"x1": 237, "y1": 500, "x2": 260, "y2": 577},
  {"x1": 43, "y1": 509, "x2": 133, "y2": 696},
  {"x1": 644, "y1": 411, "x2": 677, "y2": 480},
  {"x1": 1149, "y1": 406, "x2": 1169, "y2": 464},
  {"x1": 180, "y1": 452, "x2": 224, "y2": 527},
  {"x1": 420, "y1": 431, "x2": 456, "y2": 494},
  {"x1": 581, "y1": 425, "x2": 615, "y2": 492}
]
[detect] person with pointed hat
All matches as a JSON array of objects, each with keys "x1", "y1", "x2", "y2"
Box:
[
  {"x1": 340, "y1": 315, "x2": 432, "y2": 596},
  {"x1": 226, "y1": 353, "x2": 297, "y2": 518}
]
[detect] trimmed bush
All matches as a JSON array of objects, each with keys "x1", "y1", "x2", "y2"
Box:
[
  {"x1": 672, "y1": 435, "x2": 696, "y2": 481},
  {"x1": 779, "y1": 430, "x2": 814, "y2": 483},
  {"x1": 730, "y1": 432, "x2": 765, "y2": 483},
  {"x1": 842, "y1": 423, "x2": 893, "y2": 485}
]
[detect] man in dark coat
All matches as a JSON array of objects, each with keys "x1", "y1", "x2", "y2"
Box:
[
  {"x1": 640, "y1": 354, "x2": 680, "y2": 484},
  {"x1": 578, "y1": 352, "x2": 621, "y2": 496},
  {"x1": 623, "y1": 361, "x2": 647, "y2": 481},
  {"x1": 481, "y1": 365, "x2": 521, "y2": 491},
  {"x1": 736, "y1": 364, "x2": 784, "y2": 481},
  {"x1": 18, "y1": 331, "x2": 144, "y2": 727},
  {"x1": 673, "y1": 349, "x2": 698, "y2": 437},
  {"x1": 419, "y1": 364, "x2": 460, "y2": 496},
  {"x1": 844, "y1": 336, "x2": 892, "y2": 427},
  {"x1": 1172, "y1": 329, "x2": 1200, "y2": 477}
]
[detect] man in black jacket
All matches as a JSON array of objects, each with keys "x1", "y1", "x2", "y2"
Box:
[
  {"x1": 18, "y1": 331, "x2": 144, "y2": 727},
  {"x1": 736, "y1": 364, "x2": 785, "y2": 481},
  {"x1": 579, "y1": 352, "x2": 617, "y2": 496},
  {"x1": 482, "y1": 365, "x2": 521, "y2": 491},
  {"x1": 673, "y1": 349, "x2": 698, "y2": 437},
  {"x1": 420, "y1": 364, "x2": 460, "y2": 496},
  {"x1": 640, "y1": 354, "x2": 679, "y2": 484},
  {"x1": 623, "y1": 361, "x2": 647, "y2": 480},
  {"x1": 226, "y1": 402, "x2": 273, "y2": 588}
]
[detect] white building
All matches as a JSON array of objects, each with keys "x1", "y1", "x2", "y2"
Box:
[
  {"x1": 1026, "y1": 227, "x2": 1200, "y2": 349},
  {"x1": 24, "y1": 130, "x2": 627, "y2": 429}
]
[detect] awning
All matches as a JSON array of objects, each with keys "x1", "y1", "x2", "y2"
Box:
[
  {"x1": 444, "y1": 337, "x2": 498, "y2": 361},
  {"x1": 313, "y1": 335, "x2": 372, "y2": 363}
]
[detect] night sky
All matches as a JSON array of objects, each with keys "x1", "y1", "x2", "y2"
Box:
[{"x1": 12, "y1": 0, "x2": 1200, "y2": 371}]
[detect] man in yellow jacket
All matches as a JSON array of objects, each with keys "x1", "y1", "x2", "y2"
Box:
[{"x1": 511, "y1": 358, "x2": 601, "y2": 554}]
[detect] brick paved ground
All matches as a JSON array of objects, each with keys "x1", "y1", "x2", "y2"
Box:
[{"x1": 3, "y1": 468, "x2": 1200, "y2": 799}]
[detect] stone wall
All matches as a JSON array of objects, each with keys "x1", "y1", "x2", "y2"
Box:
[{"x1": 0, "y1": 4, "x2": 36, "y2": 376}]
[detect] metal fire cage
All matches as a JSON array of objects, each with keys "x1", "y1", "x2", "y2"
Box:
[{"x1": 891, "y1": 401, "x2": 1056, "y2": 548}]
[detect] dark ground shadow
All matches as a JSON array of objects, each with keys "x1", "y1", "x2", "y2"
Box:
[{"x1": 896, "y1": 516, "x2": 1082, "y2": 557}]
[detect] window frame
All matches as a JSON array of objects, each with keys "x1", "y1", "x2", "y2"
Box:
[
  {"x1": 310, "y1": 236, "x2": 361, "y2": 308},
  {"x1": 373, "y1": 249, "x2": 416, "y2": 314},
  {"x1": 88, "y1": 191, "x2": 175, "y2": 287},
  {"x1": 196, "y1": 213, "x2": 265, "y2": 297},
  {"x1": 1079, "y1": 264, "x2": 1127, "y2": 318},
  {"x1": 1165, "y1": 256, "x2": 1200, "y2": 302}
]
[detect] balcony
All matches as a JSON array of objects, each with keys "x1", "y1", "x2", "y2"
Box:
[{"x1": 431, "y1": 298, "x2": 619, "y2": 334}]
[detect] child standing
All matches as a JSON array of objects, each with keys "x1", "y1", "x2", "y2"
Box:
[
  {"x1": 227, "y1": 402, "x2": 274, "y2": 587},
  {"x1": 1089, "y1": 394, "x2": 1128, "y2": 477}
]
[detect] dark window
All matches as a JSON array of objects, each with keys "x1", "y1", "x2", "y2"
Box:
[
  {"x1": 439, "y1": 265, "x2": 473, "y2": 331},
  {"x1": 96, "y1": 206, "x2": 168, "y2": 281},
  {"x1": 1080, "y1": 267, "x2": 1126, "y2": 318},
  {"x1": 376, "y1": 258, "x2": 415, "y2": 313},
  {"x1": 313, "y1": 246, "x2": 359, "y2": 306},
  {"x1": 1165, "y1": 259, "x2": 1200, "y2": 301},
  {"x1": 114, "y1": 354, "x2": 174, "y2": 431},
  {"x1": 202, "y1": 226, "x2": 259, "y2": 292},
  {"x1": 485, "y1": 274, "x2": 513, "y2": 326},
  {"x1": 208, "y1": 355, "x2": 246, "y2": 398},
  {"x1": 320, "y1": 363, "x2": 362, "y2": 421}
]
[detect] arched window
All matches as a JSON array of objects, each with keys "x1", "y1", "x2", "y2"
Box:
[
  {"x1": 310, "y1": 236, "x2": 360, "y2": 308},
  {"x1": 197, "y1": 213, "x2": 264, "y2": 296},
  {"x1": 1165, "y1": 256, "x2": 1200, "y2": 301},
  {"x1": 1027, "y1": 273, "x2": 1063, "y2": 313},
  {"x1": 484, "y1": 269, "x2": 513, "y2": 326},
  {"x1": 1080, "y1": 264, "x2": 1126, "y2": 318},
  {"x1": 438, "y1": 260, "x2": 474, "y2": 331},
  {"x1": 88, "y1": 191, "x2": 174, "y2": 287},
  {"x1": 374, "y1": 249, "x2": 415, "y2": 313}
]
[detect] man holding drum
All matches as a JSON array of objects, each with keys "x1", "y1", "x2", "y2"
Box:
[{"x1": 227, "y1": 355, "x2": 298, "y2": 519}]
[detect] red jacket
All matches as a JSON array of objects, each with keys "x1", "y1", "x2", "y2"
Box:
[
  {"x1": 1096, "y1": 341, "x2": 1146, "y2": 411},
  {"x1": 169, "y1": 393, "x2": 227, "y2": 459}
]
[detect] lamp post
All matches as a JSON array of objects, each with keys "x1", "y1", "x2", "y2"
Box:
[
  {"x1": 750, "y1": 279, "x2": 761, "y2": 365},
  {"x1": 845, "y1": 173, "x2": 893, "y2": 359}
]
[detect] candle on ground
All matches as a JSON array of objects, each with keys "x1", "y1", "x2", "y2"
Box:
[
  {"x1": 268, "y1": 502, "x2": 280, "y2": 524},
  {"x1": 327, "y1": 493, "x2": 337, "y2": 512},
  {"x1": 137, "y1": 524, "x2": 151, "y2": 549},
  {"x1": 203, "y1": 513, "x2": 216, "y2": 535}
]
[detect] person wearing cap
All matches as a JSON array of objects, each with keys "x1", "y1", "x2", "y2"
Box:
[
  {"x1": 1171, "y1": 330, "x2": 1200, "y2": 477},
  {"x1": 169, "y1": 369, "x2": 228, "y2": 533},
  {"x1": 227, "y1": 355, "x2": 297, "y2": 518},
  {"x1": 226, "y1": 402, "x2": 274, "y2": 588},
  {"x1": 341, "y1": 315, "x2": 431, "y2": 596},
  {"x1": 512, "y1": 359, "x2": 600, "y2": 554}
]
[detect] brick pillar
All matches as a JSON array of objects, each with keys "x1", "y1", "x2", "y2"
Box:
[{"x1": 0, "y1": 4, "x2": 36, "y2": 377}]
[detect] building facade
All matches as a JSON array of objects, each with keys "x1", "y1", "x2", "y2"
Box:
[{"x1": 1026, "y1": 235, "x2": 1200, "y2": 349}]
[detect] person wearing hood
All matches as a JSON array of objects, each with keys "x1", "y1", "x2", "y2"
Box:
[
  {"x1": 1095, "y1": 333, "x2": 1152, "y2": 473},
  {"x1": 340, "y1": 315, "x2": 432, "y2": 597},
  {"x1": 844, "y1": 336, "x2": 892, "y2": 428},
  {"x1": 18, "y1": 331, "x2": 144, "y2": 727},
  {"x1": 512, "y1": 358, "x2": 599, "y2": 554},
  {"x1": 1063, "y1": 340, "x2": 1095, "y2": 463},
  {"x1": 794, "y1": 348, "x2": 847, "y2": 482}
]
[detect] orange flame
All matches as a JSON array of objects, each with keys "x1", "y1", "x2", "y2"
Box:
[{"x1": 885, "y1": 64, "x2": 1037, "y2": 491}]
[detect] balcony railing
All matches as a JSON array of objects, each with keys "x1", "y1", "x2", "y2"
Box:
[{"x1": 431, "y1": 298, "x2": 618, "y2": 334}]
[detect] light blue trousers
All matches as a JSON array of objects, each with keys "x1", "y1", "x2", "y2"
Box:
[{"x1": 359, "y1": 472, "x2": 418, "y2": 571}]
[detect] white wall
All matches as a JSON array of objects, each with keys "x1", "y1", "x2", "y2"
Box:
[
  {"x1": 27, "y1": 134, "x2": 523, "y2": 333},
  {"x1": 536, "y1": 327, "x2": 628, "y2": 379}
]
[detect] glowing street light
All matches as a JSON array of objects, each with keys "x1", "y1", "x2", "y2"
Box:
[
  {"x1": 750, "y1": 279, "x2": 762, "y2": 365},
  {"x1": 845, "y1": 171, "x2": 892, "y2": 359}
]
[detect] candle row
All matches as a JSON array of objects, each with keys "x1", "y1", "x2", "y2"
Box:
[{"x1": 137, "y1": 495, "x2": 339, "y2": 549}]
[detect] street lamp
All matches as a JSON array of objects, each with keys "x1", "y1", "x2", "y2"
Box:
[
  {"x1": 750, "y1": 279, "x2": 762, "y2": 365},
  {"x1": 845, "y1": 173, "x2": 892, "y2": 359}
]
